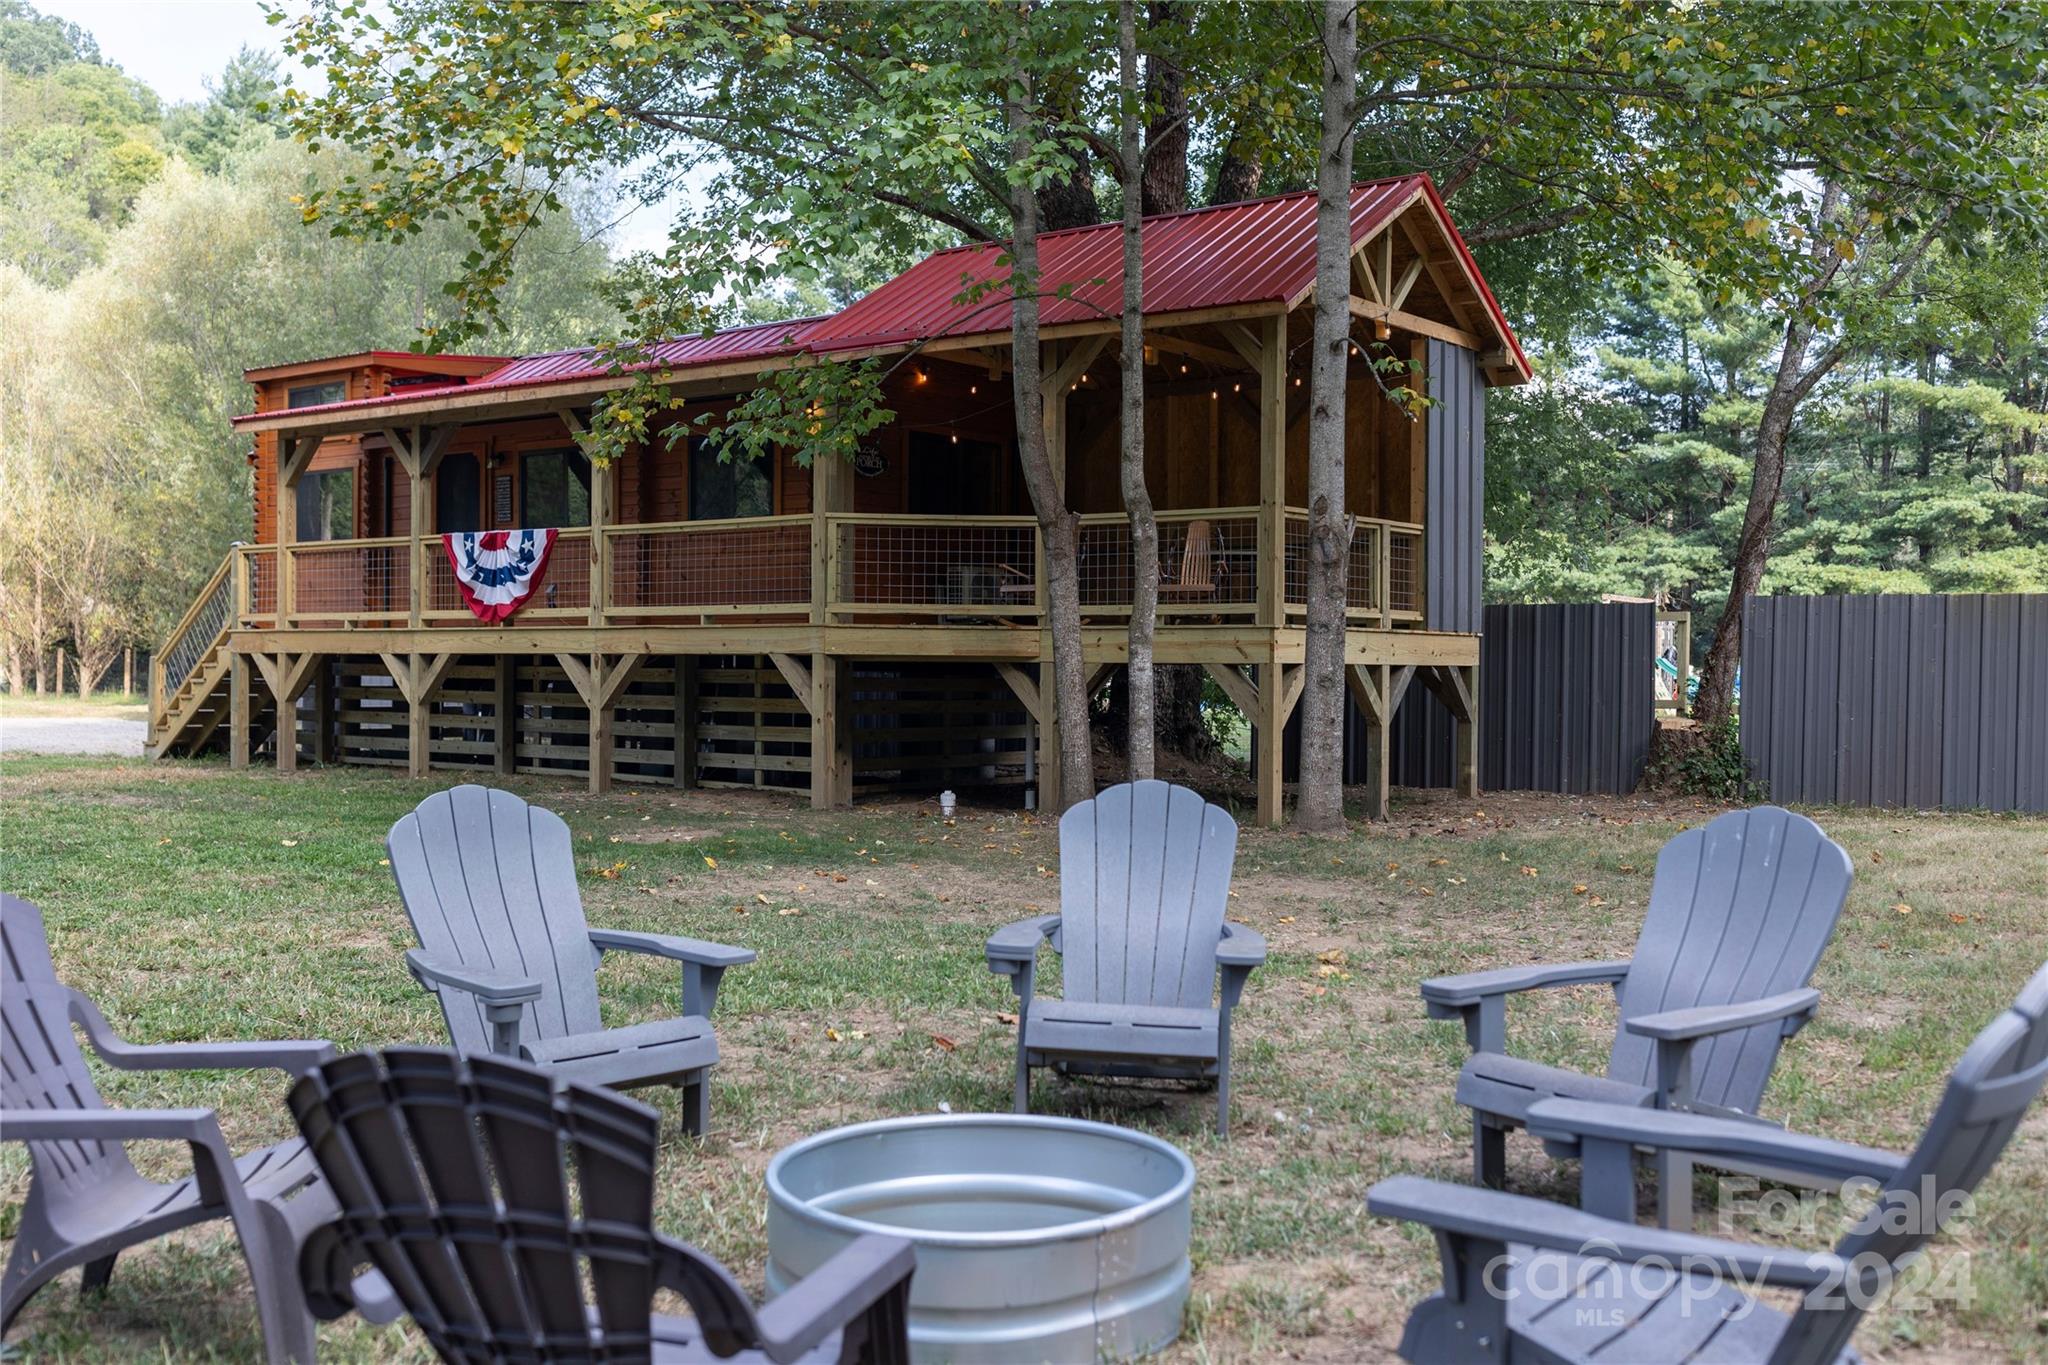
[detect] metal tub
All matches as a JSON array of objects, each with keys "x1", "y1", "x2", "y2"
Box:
[{"x1": 766, "y1": 1114, "x2": 1195, "y2": 1363}]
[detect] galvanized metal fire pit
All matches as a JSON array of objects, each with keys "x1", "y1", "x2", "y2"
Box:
[{"x1": 766, "y1": 1114, "x2": 1196, "y2": 1363}]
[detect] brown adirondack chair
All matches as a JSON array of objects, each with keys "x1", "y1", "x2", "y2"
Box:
[
  {"x1": 0, "y1": 893, "x2": 392, "y2": 1362},
  {"x1": 1157, "y1": 519, "x2": 1217, "y2": 602},
  {"x1": 291, "y1": 1046, "x2": 916, "y2": 1363}
]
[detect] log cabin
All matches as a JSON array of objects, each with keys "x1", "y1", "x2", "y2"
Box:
[{"x1": 148, "y1": 175, "x2": 1530, "y2": 826}]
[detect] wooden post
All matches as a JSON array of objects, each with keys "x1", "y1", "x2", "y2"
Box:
[
  {"x1": 1255, "y1": 661, "x2": 1286, "y2": 827},
  {"x1": 493, "y1": 655, "x2": 516, "y2": 777},
  {"x1": 405, "y1": 428, "x2": 428, "y2": 629},
  {"x1": 1457, "y1": 662, "x2": 1480, "y2": 798},
  {"x1": 809, "y1": 652, "x2": 851, "y2": 809},
  {"x1": 589, "y1": 460, "x2": 613, "y2": 627},
  {"x1": 1348, "y1": 664, "x2": 1392, "y2": 821},
  {"x1": 674, "y1": 655, "x2": 698, "y2": 789},
  {"x1": 407, "y1": 653, "x2": 432, "y2": 779},
  {"x1": 122, "y1": 647, "x2": 133, "y2": 697},
  {"x1": 811, "y1": 445, "x2": 849, "y2": 624},
  {"x1": 1376, "y1": 523, "x2": 1394, "y2": 629},
  {"x1": 589, "y1": 690, "x2": 613, "y2": 793},
  {"x1": 229, "y1": 652, "x2": 251, "y2": 769},
  {"x1": 1257, "y1": 313, "x2": 1287, "y2": 628}
]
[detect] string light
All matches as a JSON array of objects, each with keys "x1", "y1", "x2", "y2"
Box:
[
  {"x1": 1232, "y1": 382, "x2": 1241, "y2": 393},
  {"x1": 1210, "y1": 389, "x2": 1219, "y2": 400},
  {"x1": 1179, "y1": 363, "x2": 1188, "y2": 374},
  {"x1": 950, "y1": 432, "x2": 960, "y2": 444},
  {"x1": 969, "y1": 384, "x2": 979, "y2": 395}
]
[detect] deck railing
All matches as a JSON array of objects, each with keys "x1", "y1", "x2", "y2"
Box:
[
  {"x1": 152, "y1": 551, "x2": 237, "y2": 724},
  {"x1": 1283, "y1": 511, "x2": 1425, "y2": 624},
  {"x1": 607, "y1": 515, "x2": 811, "y2": 618},
  {"x1": 827, "y1": 515, "x2": 1040, "y2": 620},
  {"x1": 235, "y1": 543, "x2": 279, "y2": 628},
  {"x1": 420, "y1": 530, "x2": 592, "y2": 621},
  {"x1": 1076, "y1": 508, "x2": 1261, "y2": 618},
  {"x1": 286, "y1": 536, "x2": 411, "y2": 627},
  {"x1": 239, "y1": 509, "x2": 1427, "y2": 630}
]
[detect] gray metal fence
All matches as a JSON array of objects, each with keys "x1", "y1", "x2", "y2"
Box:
[
  {"x1": 1742, "y1": 592, "x2": 2048, "y2": 812},
  {"x1": 1280, "y1": 601, "x2": 1656, "y2": 794}
]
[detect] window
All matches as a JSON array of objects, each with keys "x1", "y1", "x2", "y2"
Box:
[
  {"x1": 436, "y1": 452, "x2": 482, "y2": 532},
  {"x1": 688, "y1": 439, "x2": 771, "y2": 520},
  {"x1": 286, "y1": 380, "x2": 347, "y2": 409},
  {"x1": 295, "y1": 468, "x2": 355, "y2": 541},
  {"x1": 519, "y1": 448, "x2": 591, "y2": 527}
]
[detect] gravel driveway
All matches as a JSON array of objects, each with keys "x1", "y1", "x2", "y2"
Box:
[{"x1": 1, "y1": 715, "x2": 147, "y2": 756}]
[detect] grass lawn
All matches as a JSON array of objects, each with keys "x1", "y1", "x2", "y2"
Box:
[{"x1": 1, "y1": 755, "x2": 2043, "y2": 1363}]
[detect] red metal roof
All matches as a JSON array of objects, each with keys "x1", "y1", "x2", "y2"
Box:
[
  {"x1": 804, "y1": 176, "x2": 1428, "y2": 352},
  {"x1": 233, "y1": 174, "x2": 1526, "y2": 427}
]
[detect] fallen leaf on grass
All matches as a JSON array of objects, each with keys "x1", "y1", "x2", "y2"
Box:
[
  {"x1": 1276, "y1": 915, "x2": 1296, "y2": 924},
  {"x1": 1572, "y1": 884, "x2": 1589, "y2": 895},
  {"x1": 755, "y1": 893, "x2": 771, "y2": 905},
  {"x1": 995, "y1": 1012, "x2": 1018, "y2": 1025},
  {"x1": 1299, "y1": 984, "x2": 1328, "y2": 998},
  {"x1": 826, "y1": 1027, "x2": 842, "y2": 1042},
  {"x1": 930, "y1": 1034, "x2": 957, "y2": 1052},
  {"x1": 1892, "y1": 903, "x2": 1913, "y2": 915},
  {"x1": 1519, "y1": 866, "x2": 1538, "y2": 877},
  {"x1": 1316, "y1": 949, "x2": 1348, "y2": 966},
  {"x1": 1871, "y1": 850, "x2": 1886, "y2": 864},
  {"x1": 1947, "y1": 912, "x2": 1968, "y2": 925},
  {"x1": 1428, "y1": 857, "x2": 1448, "y2": 867},
  {"x1": 703, "y1": 855, "x2": 717, "y2": 869},
  {"x1": 281, "y1": 839, "x2": 299, "y2": 847},
  {"x1": 778, "y1": 907, "x2": 802, "y2": 917}
]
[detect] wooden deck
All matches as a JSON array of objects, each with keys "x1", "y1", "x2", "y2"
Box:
[{"x1": 151, "y1": 508, "x2": 1474, "y2": 826}]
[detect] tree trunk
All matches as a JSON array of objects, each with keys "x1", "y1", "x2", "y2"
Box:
[
  {"x1": 1119, "y1": 0, "x2": 1159, "y2": 781},
  {"x1": 1211, "y1": 127, "x2": 1264, "y2": 206},
  {"x1": 1008, "y1": 7, "x2": 1094, "y2": 809},
  {"x1": 1295, "y1": 0, "x2": 1358, "y2": 833},
  {"x1": 1695, "y1": 317, "x2": 1815, "y2": 729},
  {"x1": 1140, "y1": 1, "x2": 1188, "y2": 216}
]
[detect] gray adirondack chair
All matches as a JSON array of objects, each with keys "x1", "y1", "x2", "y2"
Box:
[
  {"x1": 387, "y1": 785, "x2": 756, "y2": 1136},
  {"x1": 1420, "y1": 805, "x2": 1851, "y2": 1225},
  {"x1": 1370, "y1": 959, "x2": 2048, "y2": 1365},
  {"x1": 1, "y1": 893, "x2": 393, "y2": 1362},
  {"x1": 986, "y1": 780, "x2": 1266, "y2": 1137},
  {"x1": 291, "y1": 1046, "x2": 916, "y2": 1363}
]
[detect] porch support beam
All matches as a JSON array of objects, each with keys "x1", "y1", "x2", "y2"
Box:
[
  {"x1": 1256, "y1": 313, "x2": 1286, "y2": 629},
  {"x1": 494, "y1": 655, "x2": 517, "y2": 777},
  {"x1": 250, "y1": 651, "x2": 322, "y2": 773},
  {"x1": 768, "y1": 652, "x2": 814, "y2": 715},
  {"x1": 553, "y1": 651, "x2": 646, "y2": 793},
  {"x1": 1419, "y1": 662, "x2": 1481, "y2": 799},
  {"x1": 673, "y1": 655, "x2": 699, "y2": 789},
  {"x1": 808, "y1": 652, "x2": 851, "y2": 810},
  {"x1": 1347, "y1": 296, "x2": 1482, "y2": 352},
  {"x1": 1347, "y1": 664, "x2": 1392, "y2": 821},
  {"x1": 228, "y1": 651, "x2": 252, "y2": 769},
  {"x1": 381, "y1": 651, "x2": 458, "y2": 779}
]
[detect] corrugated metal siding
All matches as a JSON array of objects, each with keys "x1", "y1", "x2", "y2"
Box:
[
  {"x1": 1424, "y1": 338, "x2": 1484, "y2": 634},
  {"x1": 1741, "y1": 593, "x2": 2048, "y2": 812},
  {"x1": 1280, "y1": 602, "x2": 1654, "y2": 794}
]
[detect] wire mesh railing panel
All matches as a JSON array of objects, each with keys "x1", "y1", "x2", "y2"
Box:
[
  {"x1": 1079, "y1": 511, "x2": 1258, "y2": 615},
  {"x1": 1389, "y1": 527, "x2": 1422, "y2": 617},
  {"x1": 1346, "y1": 522, "x2": 1380, "y2": 615},
  {"x1": 162, "y1": 565, "x2": 233, "y2": 693},
  {"x1": 290, "y1": 538, "x2": 411, "y2": 624},
  {"x1": 241, "y1": 546, "x2": 278, "y2": 623},
  {"x1": 421, "y1": 531, "x2": 591, "y2": 617},
  {"x1": 831, "y1": 517, "x2": 1040, "y2": 615},
  {"x1": 608, "y1": 517, "x2": 810, "y2": 614}
]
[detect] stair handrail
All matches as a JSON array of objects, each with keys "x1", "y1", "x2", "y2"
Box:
[{"x1": 152, "y1": 549, "x2": 237, "y2": 728}]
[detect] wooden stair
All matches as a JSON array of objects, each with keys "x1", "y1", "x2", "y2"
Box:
[{"x1": 149, "y1": 553, "x2": 240, "y2": 759}]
